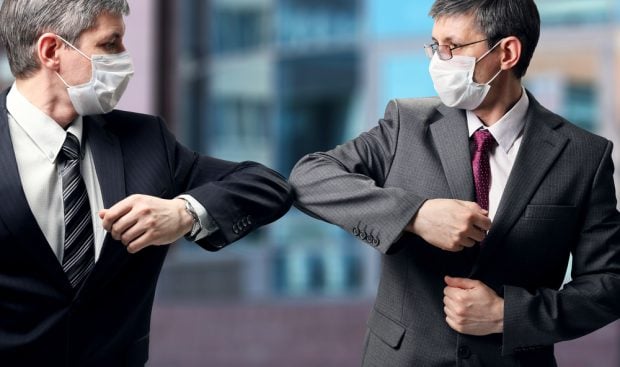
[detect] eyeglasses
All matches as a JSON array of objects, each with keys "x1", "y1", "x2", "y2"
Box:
[{"x1": 424, "y1": 39, "x2": 488, "y2": 60}]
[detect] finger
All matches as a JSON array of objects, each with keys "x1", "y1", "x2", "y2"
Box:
[
  {"x1": 473, "y1": 214, "x2": 492, "y2": 232},
  {"x1": 445, "y1": 276, "x2": 478, "y2": 289},
  {"x1": 444, "y1": 244, "x2": 465, "y2": 252},
  {"x1": 443, "y1": 286, "x2": 463, "y2": 300},
  {"x1": 466, "y1": 226, "x2": 487, "y2": 243},
  {"x1": 459, "y1": 237, "x2": 476, "y2": 248},
  {"x1": 117, "y1": 221, "x2": 145, "y2": 246},
  {"x1": 445, "y1": 315, "x2": 462, "y2": 333},
  {"x1": 457, "y1": 200, "x2": 483, "y2": 212},
  {"x1": 98, "y1": 209, "x2": 107, "y2": 219},
  {"x1": 444, "y1": 304, "x2": 462, "y2": 321},
  {"x1": 126, "y1": 231, "x2": 151, "y2": 253},
  {"x1": 101, "y1": 198, "x2": 135, "y2": 230},
  {"x1": 110, "y1": 215, "x2": 139, "y2": 241}
]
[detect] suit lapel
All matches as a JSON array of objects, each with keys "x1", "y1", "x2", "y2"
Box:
[
  {"x1": 471, "y1": 95, "x2": 568, "y2": 275},
  {"x1": 430, "y1": 105, "x2": 475, "y2": 201},
  {"x1": 0, "y1": 89, "x2": 72, "y2": 293},
  {"x1": 78, "y1": 115, "x2": 130, "y2": 297}
]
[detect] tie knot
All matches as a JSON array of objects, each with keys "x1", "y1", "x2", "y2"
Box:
[
  {"x1": 473, "y1": 129, "x2": 495, "y2": 152},
  {"x1": 60, "y1": 133, "x2": 81, "y2": 161}
]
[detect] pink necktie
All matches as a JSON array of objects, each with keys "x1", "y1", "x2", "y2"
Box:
[{"x1": 471, "y1": 129, "x2": 496, "y2": 211}]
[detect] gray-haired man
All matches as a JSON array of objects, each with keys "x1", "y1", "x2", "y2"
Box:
[
  {"x1": 291, "y1": 0, "x2": 620, "y2": 365},
  {"x1": 0, "y1": 1, "x2": 291, "y2": 365}
]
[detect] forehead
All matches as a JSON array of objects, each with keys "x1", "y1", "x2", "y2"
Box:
[
  {"x1": 80, "y1": 12, "x2": 125, "y2": 40},
  {"x1": 431, "y1": 13, "x2": 483, "y2": 43}
]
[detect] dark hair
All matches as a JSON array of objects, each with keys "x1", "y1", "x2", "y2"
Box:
[{"x1": 429, "y1": 0, "x2": 540, "y2": 78}]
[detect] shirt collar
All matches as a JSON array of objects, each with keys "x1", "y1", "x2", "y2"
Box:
[
  {"x1": 466, "y1": 88, "x2": 529, "y2": 153},
  {"x1": 7, "y1": 82, "x2": 84, "y2": 163}
]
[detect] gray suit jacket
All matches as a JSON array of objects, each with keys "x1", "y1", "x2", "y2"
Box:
[{"x1": 290, "y1": 92, "x2": 620, "y2": 367}]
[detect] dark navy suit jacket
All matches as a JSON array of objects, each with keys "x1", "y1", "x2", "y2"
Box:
[{"x1": 0, "y1": 88, "x2": 292, "y2": 366}]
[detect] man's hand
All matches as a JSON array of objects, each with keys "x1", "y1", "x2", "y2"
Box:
[
  {"x1": 407, "y1": 199, "x2": 491, "y2": 252},
  {"x1": 99, "y1": 195, "x2": 193, "y2": 254},
  {"x1": 443, "y1": 276, "x2": 504, "y2": 336}
]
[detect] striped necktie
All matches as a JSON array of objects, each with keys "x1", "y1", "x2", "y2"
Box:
[{"x1": 60, "y1": 132, "x2": 95, "y2": 289}]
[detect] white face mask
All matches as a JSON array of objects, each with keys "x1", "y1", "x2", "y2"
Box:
[
  {"x1": 429, "y1": 41, "x2": 503, "y2": 110},
  {"x1": 55, "y1": 35, "x2": 134, "y2": 116}
]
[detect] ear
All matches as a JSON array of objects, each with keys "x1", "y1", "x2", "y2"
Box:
[
  {"x1": 498, "y1": 36, "x2": 522, "y2": 72},
  {"x1": 37, "y1": 33, "x2": 64, "y2": 71}
]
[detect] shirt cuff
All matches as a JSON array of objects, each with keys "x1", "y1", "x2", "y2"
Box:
[{"x1": 176, "y1": 194, "x2": 220, "y2": 241}]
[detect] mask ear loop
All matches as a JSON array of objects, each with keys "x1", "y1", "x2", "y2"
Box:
[
  {"x1": 55, "y1": 71, "x2": 72, "y2": 88},
  {"x1": 475, "y1": 39, "x2": 504, "y2": 63},
  {"x1": 54, "y1": 34, "x2": 93, "y2": 88},
  {"x1": 55, "y1": 34, "x2": 92, "y2": 61},
  {"x1": 484, "y1": 68, "x2": 503, "y2": 86},
  {"x1": 475, "y1": 39, "x2": 505, "y2": 85}
]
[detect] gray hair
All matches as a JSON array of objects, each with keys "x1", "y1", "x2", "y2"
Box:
[
  {"x1": 429, "y1": 0, "x2": 540, "y2": 79},
  {"x1": 0, "y1": 0, "x2": 130, "y2": 78}
]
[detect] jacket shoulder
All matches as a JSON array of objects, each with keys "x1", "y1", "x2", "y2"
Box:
[
  {"x1": 393, "y1": 97, "x2": 443, "y2": 111},
  {"x1": 93, "y1": 109, "x2": 165, "y2": 136},
  {"x1": 536, "y1": 103, "x2": 610, "y2": 149},
  {"x1": 104, "y1": 109, "x2": 161, "y2": 126},
  {"x1": 383, "y1": 97, "x2": 442, "y2": 124}
]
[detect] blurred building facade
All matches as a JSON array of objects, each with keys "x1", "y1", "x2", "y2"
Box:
[
  {"x1": 0, "y1": 0, "x2": 618, "y2": 366},
  {"x1": 154, "y1": 0, "x2": 620, "y2": 300},
  {"x1": 156, "y1": 0, "x2": 379, "y2": 303},
  {"x1": 150, "y1": 0, "x2": 620, "y2": 364}
]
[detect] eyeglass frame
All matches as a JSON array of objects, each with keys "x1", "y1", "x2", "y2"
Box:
[{"x1": 424, "y1": 39, "x2": 489, "y2": 60}]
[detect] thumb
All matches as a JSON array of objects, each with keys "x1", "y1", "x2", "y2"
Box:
[
  {"x1": 445, "y1": 276, "x2": 477, "y2": 289},
  {"x1": 98, "y1": 209, "x2": 108, "y2": 219}
]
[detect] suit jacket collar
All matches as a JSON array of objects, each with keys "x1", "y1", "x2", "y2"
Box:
[
  {"x1": 0, "y1": 87, "x2": 132, "y2": 298},
  {"x1": 471, "y1": 91, "x2": 568, "y2": 274},
  {"x1": 430, "y1": 104, "x2": 475, "y2": 202},
  {"x1": 429, "y1": 91, "x2": 569, "y2": 275},
  {"x1": 77, "y1": 114, "x2": 131, "y2": 299},
  {"x1": 0, "y1": 87, "x2": 73, "y2": 294}
]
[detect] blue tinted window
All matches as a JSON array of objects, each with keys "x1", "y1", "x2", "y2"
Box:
[
  {"x1": 368, "y1": 0, "x2": 434, "y2": 38},
  {"x1": 564, "y1": 83, "x2": 597, "y2": 132},
  {"x1": 538, "y1": 0, "x2": 612, "y2": 25},
  {"x1": 380, "y1": 52, "x2": 436, "y2": 108},
  {"x1": 277, "y1": 0, "x2": 358, "y2": 46}
]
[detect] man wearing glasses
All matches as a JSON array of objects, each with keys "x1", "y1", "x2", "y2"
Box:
[{"x1": 290, "y1": 0, "x2": 620, "y2": 366}]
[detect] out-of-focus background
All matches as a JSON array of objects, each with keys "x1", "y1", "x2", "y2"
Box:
[{"x1": 1, "y1": 0, "x2": 619, "y2": 366}]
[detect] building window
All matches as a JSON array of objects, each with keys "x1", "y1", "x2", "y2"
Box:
[{"x1": 213, "y1": 5, "x2": 271, "y2": 54}]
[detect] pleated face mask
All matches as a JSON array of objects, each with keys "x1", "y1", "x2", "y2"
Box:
[
  {"x1": 55, "y1": 35, "x2": 134, "y2": 116},
  {"x1": 429, "y1": 40, "x2": 503, "y2": 110}
]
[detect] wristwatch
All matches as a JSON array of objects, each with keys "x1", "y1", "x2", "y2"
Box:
[{"x1": 181, "y1": 198, "x2": 202, "y2": 241}]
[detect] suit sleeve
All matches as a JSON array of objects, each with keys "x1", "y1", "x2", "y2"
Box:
[
  {"x1": 502, "y1": 141, "x2": 620, "y2": 355},
  {"x1": 159, "y1": 118, "x2": 293, "y2": 251},
  {"x1": 289, "y1": 100, "x2": 426, "y2": 254}
]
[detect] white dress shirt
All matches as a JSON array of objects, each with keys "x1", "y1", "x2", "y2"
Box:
[
  {"x1": 466, "y1": 89, "x2": 530, "y2": 221},
  {"x1": 6, "y1": 84, "x2": 216, "y2": 263}
]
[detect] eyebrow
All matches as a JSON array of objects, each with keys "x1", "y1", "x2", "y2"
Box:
[
  {"x1": 109, "y1": 32, "x2": 123, "y2": 40},
  {"x1": 99, "y1": 31, "x2": 123, "y2": 41},
  {"x1": 431, "y1": 36, "x2": 463, "y2": 45}
]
